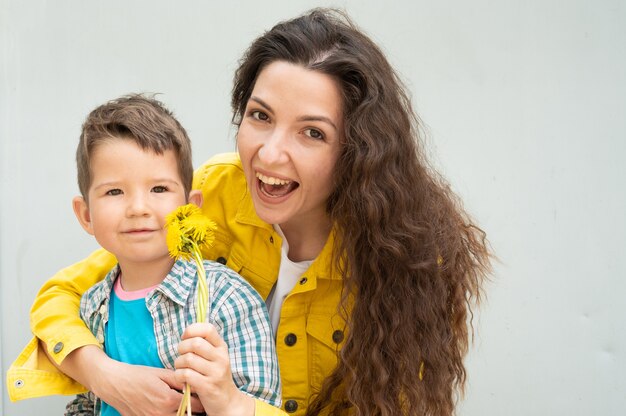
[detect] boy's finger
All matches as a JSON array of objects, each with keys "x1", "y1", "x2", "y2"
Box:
[{"x1": 155, "y1": 367, "x2": 185, "y2": 391}]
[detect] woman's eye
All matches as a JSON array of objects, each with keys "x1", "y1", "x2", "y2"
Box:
[
  {"x1": 251, "y1": 110, "x2": 269, "y2": 121},
  {"x1": 152, "y1": 186, "x2": 168, "y2": 193},
  {"x1": 304, "y1": 128, "x2": 324, "y2": 140},
  {"x1": 106, "y1": 189, "x2": 123, "y2": 196}
]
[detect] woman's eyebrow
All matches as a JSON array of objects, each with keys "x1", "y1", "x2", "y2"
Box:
[
  {"x1": 249, "y1": 96, "x2": 274, "y2": 113},
  {"x1": 250, "y1": 96, "x2": 338, "y2": 131},
  {"x1": 296, "y1": 115, "x2": 338, "y2": 131}
]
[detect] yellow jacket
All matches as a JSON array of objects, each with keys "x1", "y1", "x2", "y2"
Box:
[{"x1": 7, "y1": 153, "x2": 346, "y2": 416}]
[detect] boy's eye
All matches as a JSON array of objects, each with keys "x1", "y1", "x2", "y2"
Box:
[
  {"x1": 304, "y1": 128, "x2": 324, "y2": 140},
  {"x1": 106, "y1": 189, "x2": 123, "y2": 196},
  {"x1": 251, "y1": 110, "x2": 269, "y2": 121},
  {"x1": 152, "y1": 186, "x2": 168, "y2": 193}
]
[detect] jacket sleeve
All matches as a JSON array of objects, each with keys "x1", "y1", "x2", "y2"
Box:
[{"x1": 30, "y1": 248, "x2": 116, "y2": 364}]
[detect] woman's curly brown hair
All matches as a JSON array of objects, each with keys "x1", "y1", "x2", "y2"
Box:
[{"x1": 232, "y1": 8, "x2": 491, "y2": 416}]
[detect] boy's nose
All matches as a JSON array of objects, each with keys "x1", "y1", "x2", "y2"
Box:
[{"x1": 126, "y1": 194, "x2": 150, "y2": 217}]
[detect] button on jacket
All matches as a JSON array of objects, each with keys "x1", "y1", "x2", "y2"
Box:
[{"x1": 8, "y1": 153, "x2": 347, "y2": 416}]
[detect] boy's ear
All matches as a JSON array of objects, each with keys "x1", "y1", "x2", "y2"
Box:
[
  {"x1": 188, "y1": 190, "x2": 203, "y2": 208},
  {"x1": 72, "y1": 196, "x2": 94, "y2": 235}
]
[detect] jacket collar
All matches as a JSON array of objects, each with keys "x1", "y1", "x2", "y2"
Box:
[
  {"x1": 235, "y1": 182, "x2": 273, "y2": 231},
  {"x1": 309, "y1": 229, "x2": 342, "y2": 281}
]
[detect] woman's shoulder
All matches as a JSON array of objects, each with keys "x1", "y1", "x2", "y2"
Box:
[
  {"x1": 193, "y1": 152, "x2": 244, "y2": 189},
  {"x1": 192, "y1": 152, "x2": 249, "y2": 213},
  {"x1": 204, "y1": 152, "x2": 242, "y2": 167}
]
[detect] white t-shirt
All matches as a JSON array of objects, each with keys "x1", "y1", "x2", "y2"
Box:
[{"x1": 266, "y1": 225, "x2": 313, "y2": 336}]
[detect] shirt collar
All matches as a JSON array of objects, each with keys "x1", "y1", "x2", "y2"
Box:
[
  {"x1": 82, "y1": 259, "x2": 199, "y2": 320},
  {"x1": 81, "y1": 265, "x2": 120, "y2": 319},
  {"x1": 154, "y1": 259, "x2": 197, "y2": 306}
]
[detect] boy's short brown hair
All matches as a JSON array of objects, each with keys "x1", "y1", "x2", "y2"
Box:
[{"x1": 76, "y1": 94, "x2": 193, "y2": 200}]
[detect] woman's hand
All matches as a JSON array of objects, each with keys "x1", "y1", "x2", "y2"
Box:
[
  {"x1": 58, "y1": 345, "x2": 204, "y2": 415},
  {"x1": 91, "y1": 361, "x2": 201, "y2": 416},
  {"x1": 175, "y1": 323, "x2": 255, "y2": 416}
]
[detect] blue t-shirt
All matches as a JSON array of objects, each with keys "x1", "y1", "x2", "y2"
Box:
[{"x1": 101, "y1": 288, "x2": 163, "y2": 416}]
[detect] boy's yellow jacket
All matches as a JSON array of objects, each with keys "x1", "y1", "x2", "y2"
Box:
[{"x1": 7, "y1": 153, "x2": 346, "y2": 416}]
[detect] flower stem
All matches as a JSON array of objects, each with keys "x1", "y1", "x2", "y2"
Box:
[
  {"x1": 176, "y1": 243, "x2": 208, "y2": 416},
  {"x1": 192, "y1": 242, "x2": 208, "y2": 323}
]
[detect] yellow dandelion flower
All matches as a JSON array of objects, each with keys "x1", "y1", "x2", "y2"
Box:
[
  {"x1": 184, "y1": 215, "x2": 216, "y2": 248},
  {"x1": 165, "y1": 204, "x2": 217, "y2": 416},
  {"x1": 165, "y1": 204, "x2": 216, "y2": 259},
  {"x1": 166, "y1": 224, "x2": 190, "y2": 260},
  {"x1": 170, "y1": 203, "x2": 201, "y2": 222}
]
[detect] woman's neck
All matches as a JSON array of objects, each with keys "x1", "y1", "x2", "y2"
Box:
[{"x1": 279, "y1": 218, "x2": 332, "y2": 262}]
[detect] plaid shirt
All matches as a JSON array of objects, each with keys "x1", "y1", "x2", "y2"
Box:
[{"x1": 65, "y1": 259, "x2": 281, "y2": 415}]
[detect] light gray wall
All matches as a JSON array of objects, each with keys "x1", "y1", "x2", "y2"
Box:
[{"x1": 2, "y1": 1, "x2": 624, "y2": 414}]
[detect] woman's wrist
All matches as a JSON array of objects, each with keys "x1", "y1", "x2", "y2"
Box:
[
  {"x1": 202, "y1": 390, "x2": 254, "y2": 416},
  {"x1": 225, "y1": 392, "x2": 255, "y2": 416}
]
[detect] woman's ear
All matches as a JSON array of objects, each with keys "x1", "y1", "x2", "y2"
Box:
[
  {"x1": 188, "y1": 190, "x2": 203, "y2": 208},
  {"x1": 72, "y1": 196, "x2": 94, "y2": 235}
]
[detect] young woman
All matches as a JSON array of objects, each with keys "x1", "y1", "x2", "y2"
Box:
[{"x1": 12, "y1": 8, "x2": 490, "y2": 416}]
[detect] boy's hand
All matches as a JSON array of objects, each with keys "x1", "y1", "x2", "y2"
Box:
[{"x1": 175, "y1": 323, "x2": 255, "y2": 416}]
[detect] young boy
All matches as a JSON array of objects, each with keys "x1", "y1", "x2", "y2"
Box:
[{"x1": 64, "y1": 94, "x2": 280, "y2": 415}]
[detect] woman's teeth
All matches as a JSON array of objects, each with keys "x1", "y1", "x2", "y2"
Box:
[{"x1": 256, "y1": 172, "x2": 291, "y2": 186}]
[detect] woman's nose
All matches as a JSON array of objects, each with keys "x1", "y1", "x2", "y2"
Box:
[{"x1": 258, "y1": 128, "x2": 289, "y2": 165}]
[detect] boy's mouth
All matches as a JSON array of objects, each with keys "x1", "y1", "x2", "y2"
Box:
[
  {"x1": 256, "y1": 172, "x2": 299, "y2": 197},
  {"x1": 123, "y1": 228, "x2": 157, "y2": 235}
]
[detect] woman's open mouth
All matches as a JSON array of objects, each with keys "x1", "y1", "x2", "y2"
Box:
[{"x1": 256, "y1": 172, "x2": 299, "y2": 198}]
